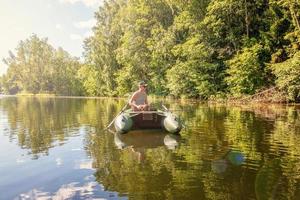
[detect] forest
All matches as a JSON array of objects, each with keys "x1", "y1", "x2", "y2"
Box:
[{"x1": 0, "y1": 0, "x2": 299, "y2": 102}]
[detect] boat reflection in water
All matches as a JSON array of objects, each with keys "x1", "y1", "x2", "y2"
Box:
[{"x1": 114, "y1": 130, "x2": 181, "y2": 162}]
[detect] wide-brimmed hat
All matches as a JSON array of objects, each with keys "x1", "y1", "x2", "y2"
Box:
[{"x1": 138, "y1": 81, "x2": 148, "y2": 86}]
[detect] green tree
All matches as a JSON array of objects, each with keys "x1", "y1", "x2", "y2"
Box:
[
  {"x1": 270, "y1": 51, "x2": 300, "y2": 101},
  {"x1": 84, "y1": 0, "x2": 126, "y2": 96},
  {"x1": 226, "y1": 44, "x2": 268, "y2": 96},
  {"x1": 115, "y1": 0, "x2": 175, "y2": 95},
  {"x1": 3, "y1": 35, "x2": 54, "y2": 93},
  {"x1": 2, "y1": 35, "x2": 83, "y2": 95},
  {"x1": 77, "y1": 64, "x2": 103, "y2": 96},
  {"x1": 52, "y1": 48, "x2": 84, "y2": 95},
  {"x1": 165, "y1": 3, "x2": 225, "y2": 98}
]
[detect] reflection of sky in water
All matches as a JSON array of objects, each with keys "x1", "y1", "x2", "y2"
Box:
[
  {"x1": 19, "y1": 182, "x2": 111, "y2": 200},
  {"x1": 0, "y1": 126, "x2": 125, "y2": 200}
]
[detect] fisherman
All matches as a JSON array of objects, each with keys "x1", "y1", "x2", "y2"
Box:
[{"x1": 129, "y1": 81, "x2": 149, "y2": 111}]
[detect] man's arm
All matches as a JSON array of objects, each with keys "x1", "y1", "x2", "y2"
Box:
[{"x1": 129, "y1": 92, "x2": 139, "y2": 109}]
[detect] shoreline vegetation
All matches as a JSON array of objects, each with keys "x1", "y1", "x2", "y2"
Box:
[
  {"x1": 1, "y1": 89, "x2": 299, "y2": 105},
  {"x1": 1, "y1": 0, "x2": 300, "y2": 103}
]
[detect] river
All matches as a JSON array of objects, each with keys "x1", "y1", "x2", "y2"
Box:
[{"x1": 0, "y1": 96, "x2": 300, "y2": 199}]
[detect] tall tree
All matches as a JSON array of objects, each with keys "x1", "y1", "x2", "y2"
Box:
[
  {"x1": 114, "y1": 0, "x2": 175, "y2": 95},
  {"x1": 2, "y1": 35, "x2": 83, "y2": 95},
  {"x1": 84, "y1": 0, "x2": 126, "y2": 96}
]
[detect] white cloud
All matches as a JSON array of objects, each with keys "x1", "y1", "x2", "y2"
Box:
[
  {"x1": 79, "y1": 160, "x2": 93, "y2": 170},
  {"x1": 13, "y1": 26, "x2": 25, "y2": 32},
  {"x1": 70, "y1": 34, "x2": 83, "y2": 40},
  {"x1": 71, "y1": 148, "x2": 82, "y2": 151},
  {"x1": 56, "y1": 158, "x2": 63, "y2": 166},
  {"x1": 18, "y1": 182, "x2": 107, "y2": 200},
  {"x1": 74, "y1": 159, "x2": 95, "y2": 170},
  {"x1": 16, "y1": 158, "x2": 26, "y2": 163},
  {"x1": 47, "y1": 3, "x2": 53, "y2": 9},
  {"x1": 84, "y1": 30, "x2": 94, "y2": 37},
  {"x1": 19, "y1": 189, "x2": 50, "y2": 200},
  {"x1": 74, "y1": 18, "x2": 96, "y2": 29},
  {"x1": 56, "y1": 24, "x2": 63, "y2": 30},
  {"x1": 59, "y1": 0, "x2": 102, "y2": 8}
]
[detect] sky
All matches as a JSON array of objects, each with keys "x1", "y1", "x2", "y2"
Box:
[{"x1": 0, "y1": 0, "x2": 103, "y2": 75}]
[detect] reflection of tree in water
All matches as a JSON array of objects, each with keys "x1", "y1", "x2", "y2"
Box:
[
  {"x1": 255, "y1": 159, "x2": 283, "y2": 200},
  {"x1": 0, "y1": 97, "x2": 84, "y2": 157},
  {"x1": 0, "y1": 97, "x2": 125, "y2": 158},
  {"x1": 222, "y1": 105, "x2": 300, "y2": 200},
  {"x1": 87, "y1": 103, "x2": 300, "y2": 200},
  {"x1": 1, "y1": 97, "x2": 300, "y2": 199},
  {"x1": 79, "y1": 98, "x2": 125, "y2": 131},
  {"x1": 88, "y1": 131, "x2": 207, "y2": 200}
]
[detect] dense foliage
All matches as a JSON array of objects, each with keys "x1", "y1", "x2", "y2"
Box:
[
  {"x1": 1, "y1": 0, "x2": 300, "y2": 101},
  {"x1": 270, "y1": 51, "x2": 300, "y2": 101},
  {"x1": 226, "y1": 44, "x2": 268, "y2": 96}
]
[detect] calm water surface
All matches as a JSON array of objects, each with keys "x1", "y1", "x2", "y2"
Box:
[{"x1": 1, "y1": 96, "x2": 300, "y2": 200}]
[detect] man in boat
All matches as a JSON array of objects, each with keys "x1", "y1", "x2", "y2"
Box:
[{"x1": 129, "y1": 81, "x2": 149, "y2": 111}]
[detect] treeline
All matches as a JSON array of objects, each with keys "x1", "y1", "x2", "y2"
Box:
[
  {"x1": 1, "y1": 0, "x2": 300, "y2": 101},
  {"x1": 0, "y1": 35, "x2": 84, "y2": 95}
]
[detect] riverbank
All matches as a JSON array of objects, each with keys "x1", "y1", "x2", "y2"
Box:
[{"x1": 1, "y1": 87, "x2": 298, "y2": 105}]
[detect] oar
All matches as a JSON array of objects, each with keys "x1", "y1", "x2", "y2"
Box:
[
  {"x1": 162, "y1": 104, "x2": 169, "y2": 112},
  {"x1": 105, "y1": 103, "x2": 129, "y2": 130}
]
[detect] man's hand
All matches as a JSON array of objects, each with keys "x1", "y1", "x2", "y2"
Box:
[
  {"x1": 135, "y1": 104, "x2": 148, "y2": 111},
  {"x1": 140, "y1": 104, "x2": 148, "y2": 111}
]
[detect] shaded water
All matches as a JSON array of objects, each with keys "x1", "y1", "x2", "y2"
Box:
[{"x1": 1, "y1": 96, "x2": 300, "y2": 200}]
